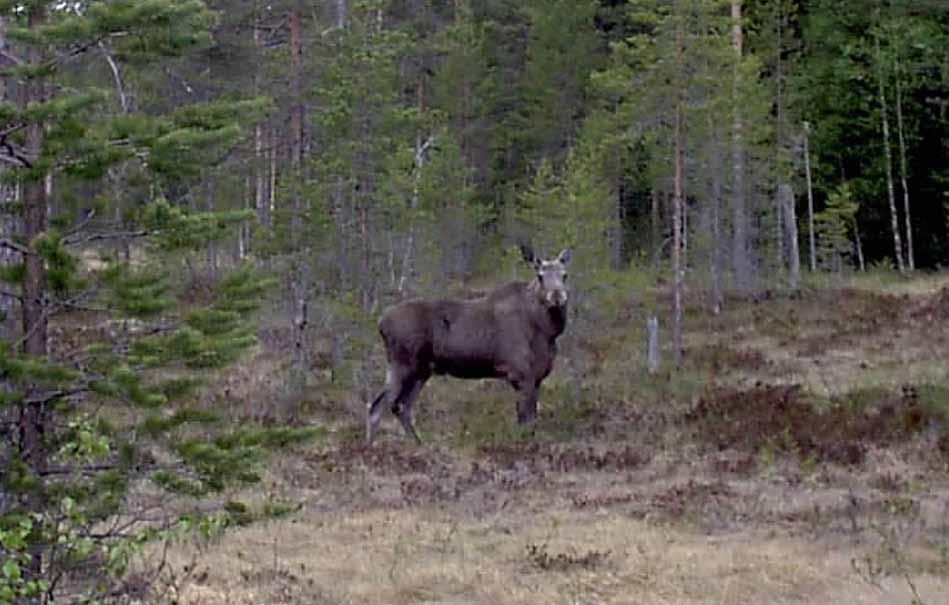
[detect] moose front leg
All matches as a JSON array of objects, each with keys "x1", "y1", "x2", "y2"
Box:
[{"x1": 513, "y1": 379, "x2": 540, "y2": 425}]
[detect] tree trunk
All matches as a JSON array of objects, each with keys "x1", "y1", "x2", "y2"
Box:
[
  {"x1": 253, "y1": 3, "x2": 270, "y2": 228},
  {"x1": 671, "y1": 21, "x2": 685, "y2": 368},
  {"x1": 711, "y1": 166, "x2": 723, "y2": 315},
  {"x1": 398, "y1": 79, "x2": 431, "y2": 297},
  {"x1": 289, "y1": 4, "x2": 304, "y2": 232},
  {"x1": 336, "y1": 0, "x2": 348, "y2": 30},
  {"x1": 780, "y1": 183, "x2": 800, "y2": 290},
  {"x1": 894, "y1": 55, "x2": 914, "y2": 271},
  {"x1": 731, "y1": 0, "x2": 750, "y2": 291},
  {"x1": 269, "y1": 126, "x2": 277, "y2": 218},
  {"x1": 646, "y1": 317, "x2": 660, "y2": 374},
  {"x1": 774, "y1": 2, "x2": 786, "y2": 276},
  {"x1": 803, "y1": 122, "x2": 817, "y2": 272},
  {"x1": 875, "y1": 29, "x2": 904, "y2": 273},
  {"x1": 288, "y1": 3, "x2": 310, "y2": 388},
  {"x1": 651, "y1": 188, "x2": 661, "y2": 252},
  {"x1": 17, "y1": 5, "x2": 49, "y2": 580},
  {"x1": 0, "y1": 17, "x2": 16, "y2": 341},
  {"x1": 853, "y1": 216, "x2": 866, "y2": 272},
  {"x1": 612, "y1": 184, "x2": 624, "y2": 270},
  {"x1": 681, "y1": 192, "x2": 688, "y2": 269}
]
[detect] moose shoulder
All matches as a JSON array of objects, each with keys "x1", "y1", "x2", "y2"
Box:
[{"x1": 366, "y1": 246, "x2": 572, "y2": 444}]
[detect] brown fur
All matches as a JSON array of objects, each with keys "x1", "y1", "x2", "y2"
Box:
[{"x1": 367, "y1": 248, "x2": 570, "y2": 444}]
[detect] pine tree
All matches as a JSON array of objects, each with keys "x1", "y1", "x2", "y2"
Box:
[{"x1": 0, "y1": 3, "x2": 312, "y2": 602}]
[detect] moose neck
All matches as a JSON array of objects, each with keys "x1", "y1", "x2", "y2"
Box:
[
  {"x1": 525, "y1": 279, "x2": 568, "y2": 338},
  {"x1": 546, "y1": 304, "x2": 568, "y2": 338}
]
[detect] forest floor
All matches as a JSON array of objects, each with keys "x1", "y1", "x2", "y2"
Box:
[{"x1": 156, "y1": 271, "x2": 949, "y2": 605}]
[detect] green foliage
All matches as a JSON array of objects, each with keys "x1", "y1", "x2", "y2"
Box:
[
  {"x1": 142, "y1": 198, "x2": 253, "y2": 251},
  {"x1": 514, "y1": 145, "x2": 612, "y2": 268},
  {"x1": 103, "y1": 264, "x2": 172, "y2": 317},
  {"x1": 815, "y1": 182, "x2": 859, "y2": 270},
  {"x1": 0, "y1": 4, "x2": 309, "y2": 603},
  {"x1": 0, "y1": 518, "x2": 50, "y2": 605}
]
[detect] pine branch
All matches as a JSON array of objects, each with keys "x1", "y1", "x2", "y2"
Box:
[
  {"x1": 0, "y1": 153, "x2": 30, "y2": 167},
  {"x1": 63, "y1": 229, "x2": 150, "y2": 247},
  {"x1": 0, "y1": 238, "x2": 31, "y2": 255},
  {"x1": 0, "y1": 123, "x2": 33, "y2": 168},
  {"x1": 0, "y1": 49, "x2": 23, "y2": 66},
  {"x1": 99, "y1": 42, "x2": 128, "y2": 113},
  {"x1": 14, "y1": 289, "x2": 98, "y2": 350},
  {"x1": 23, "y1": 386, "x2": 89, "y2": 406},
  {"x1": 62, "y1": 208, "x2": 96, "y2": 239},
  {"x1": 48, "y1": 36, "x2": 109, "y2": 72}
]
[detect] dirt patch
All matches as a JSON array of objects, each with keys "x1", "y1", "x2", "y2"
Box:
[
  {"x1": 787, "y1": 288, "x2": 904, "y2": 355},
  {"x1": 686, "y1": 385, "x2": 945, "y2": 466},
  {"x1": 689, "y1": 344, "x2": 770, "y2": 372},
  {"x1": 478, "y1": 442, "x2": 652, "y2": 473},
  {"x1": 306, "y1": 442, "x2": 442, "y2": 475},
  {"x1": 910, "y1": 286, "x2": 949, "y2": 323},
  {"x1": 646, "y1": 478, "x2": 735, "y2": 519}
]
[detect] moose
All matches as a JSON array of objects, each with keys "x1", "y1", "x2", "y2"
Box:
[{"x1": 366, "y1": 245, "x2": 572, "y2": 444}]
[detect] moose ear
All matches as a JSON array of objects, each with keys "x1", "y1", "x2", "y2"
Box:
[
  {"x1": 557, "y1": 248, "x2": 572, "y2": 265},
  {"x1": 519, "y1": 243, "x2": 536, "y2": 265}
]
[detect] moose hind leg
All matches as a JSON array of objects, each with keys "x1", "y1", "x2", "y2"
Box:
[
  {"x1": 394, "y1": 376, "x2": 428, "y2": 445},
  {"x1": 366, "y1": 389, "x2": 389, "y2": 445},
  {"x1": 366, "y1": 367, "x2": 405, "y2": 445}
]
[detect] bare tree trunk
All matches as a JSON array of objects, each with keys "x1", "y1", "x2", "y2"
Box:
[
  {"x1": 254, "y1": 3, "x2": 270, "y2": 229},
  {"x1": 646, "y1": 317, "x2": 660, "y2": 374},
  {"x1": 288, "y1": 3, "x2": 310, "y2": 392},
  {"x1": 779, "y1": 184, "x2": 800, "y2": 289},
  {"x1": 853, "y1": 216, "x2": 866, "y2": 272},
  {"x1": 803, "y1": 122, "x2": 817, "y2": 272},
  {"x1": 710, "y1": 156, "x2": 723, "y2": 315},
  {"x1": 269, "y1": 126, "x2": 277, "y2": 218},
  {"x1": 672, "y1": 22, "x2": 686, "y2": 368},
  {"x1": 0, "y1": 16, "x2": 16, "y2": 341},
  {"x1": 612, "y1": 186, "x2": 624, "y2": 270},
  {"x1": 239, "y1": 176, "x2": 249, "y2": 259},
  {"x1": 17, "y1": 5, "x2": 49, "y2": 578},
  {"x1": 205, "y1": 177, "x2": 218, "y2": 273},
  {"x1": 894, "y1": 55, "x2": 914, "y2": 271},
  {"x1": 775, "y1": 189, "x2": 784, "y2": 271},
  {"x1": 774, "y1": 2, "x2": 786, "y2": 276},
  {"x1": 875, "y1": 29, "x2": 904, "y2": 273},
  {"x1": 731, "y1": 0, "x2": 750, "y2": 291},
  {"x1": 336, "y1": 0, "x2": 348, "y2": 29},
  {"x1": 651, "y1": 188, "x2": 661, "y2": 251},
  {"x1": 334, "y1": 177, "x2": 349, "y2": 290},
  {"x1": 398, "y1": 78, "x2": 432, "y2": 297},
  {"x1": 289, "y1": 5, "x2": 304, "y2": 234},
  {"x1": 359, "y1": 202, "x2": 372, "y2": 309},
  {"x1": 681, "y1": 194, "x2": 688, "y2": 268}
]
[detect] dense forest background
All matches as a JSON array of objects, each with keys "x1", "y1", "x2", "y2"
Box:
[{"x1": 0, "y1": 0, "x2": 947, "y2": 602}]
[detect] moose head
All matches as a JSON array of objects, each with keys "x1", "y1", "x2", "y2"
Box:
[{"x1": 520, "y1": 244, "x2": 572, "y2": 308}]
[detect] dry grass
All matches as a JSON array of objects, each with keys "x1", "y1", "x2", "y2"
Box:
[
  {"x1": 681, "y1": 276, "x2": 949, "y2": 397},
  {"x1": 161, "y1": 500, "x2": 947, "y2": 605},
  {"x1": 141, "y1": 271, "x2": 949, "y2": 605}
]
